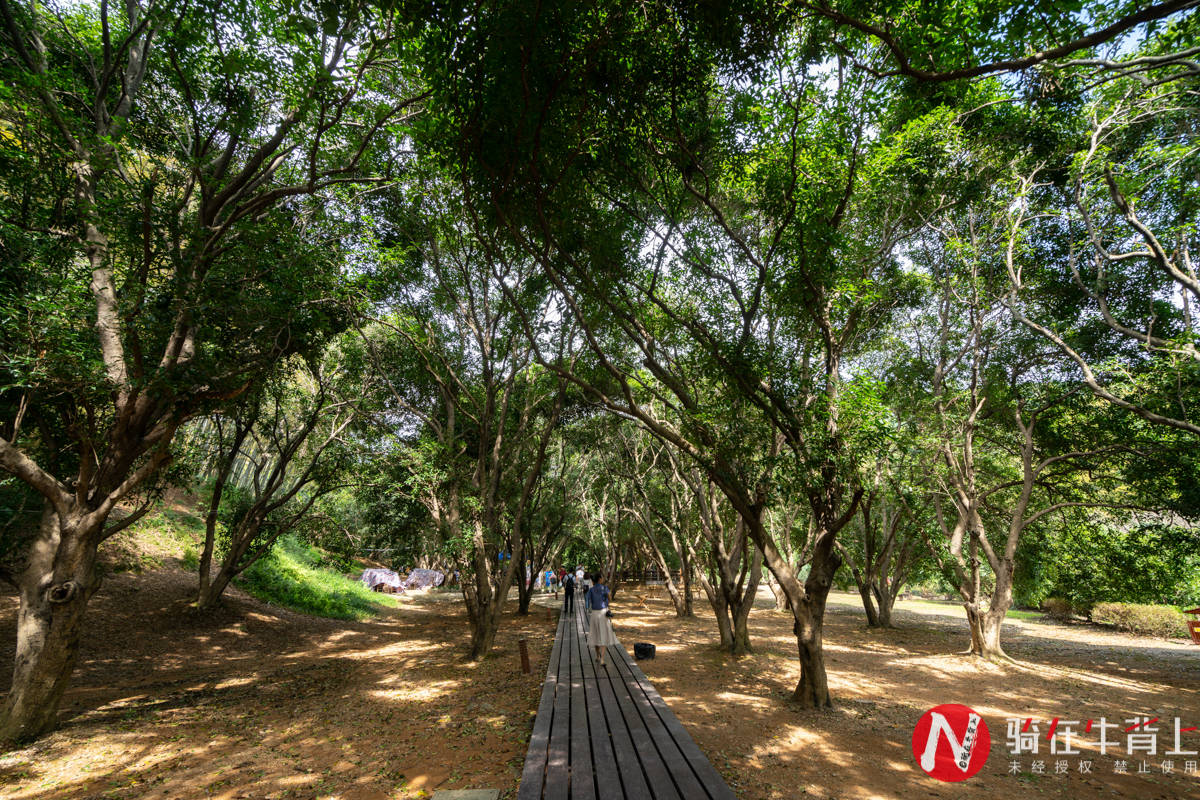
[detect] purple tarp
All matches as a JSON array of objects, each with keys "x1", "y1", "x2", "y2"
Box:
[
  {"x1": 360, "y1": 568, "x2": 402, "y2": 589},
  {"x1": 403, "y1": 568, "x2": 445, "y2": 590}
]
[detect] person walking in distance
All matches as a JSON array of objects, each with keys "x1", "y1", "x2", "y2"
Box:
[
  {"x1": 561, "y1": 569, "x2": 575, "y2": 615},
  {"x1": 586, "y1": 573, "x2": 617, "y2": 666}
]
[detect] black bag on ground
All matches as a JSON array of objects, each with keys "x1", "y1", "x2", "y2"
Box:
[{"x1": 634, "y1": 642, "x2": 655, "y2": 660}]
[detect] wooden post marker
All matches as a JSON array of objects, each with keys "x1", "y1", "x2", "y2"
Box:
[{"x1": 518, "y1": 637, "x2": 531, "y2": 674}]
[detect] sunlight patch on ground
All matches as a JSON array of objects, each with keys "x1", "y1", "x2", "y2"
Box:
[
  {"x1": 6, "y1": 583, "x2": 1197, "y2": 800},
  {"x1": 368, "y1": 679, "x2": 462, "y2": 703}
]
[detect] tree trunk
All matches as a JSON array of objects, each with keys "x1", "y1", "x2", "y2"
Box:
[
  {"x1": 197, "y1": 541, "x2": 215, "y2": 607},
  {"x1": 874, "y1": 546, "x2": 912, "y2": 630},
  {"x1": 662, "y1": 572, "x2": 688, "y2": 617},
  {"x1": 470, "y1": 583, "x2": 506, "y2": 661},
  {"x1": 460, "y1": 557, "x2": 504, "y2": 661},
  {"x1": 792, "y1": 598, "x2": 830, "y2": 708},
  {"x1": 968, "y1": 609, "x2": 1006, "y2": 660},
  {"x1": 713, "y1": 600, "x2": 733, "y2": 650},
  {"x1": 195, "y1": 515, "x2": 284, "y2": 611},
  {"x1": 969, "y1": 567, "x2": 1013, "y2": 660},
  {"x1": 196, "y1": 517, "x2": 249, "y2": 612},
  {"x1": 730, "y1": 614, "x2": 751, "y2": 655},
  {"x1": 1, "y1": 507, "x2": 100, "y2": 743},
  {"x1": 767, "y1": 578, "x2": 790, "y2": 611},
  {"x1": 196, "y1": 420, "x2": 248, "y2": 610},
  {"x1": 964, "y1": 604, "x2": 986, "y2": 656},
  {"x1": 644, "y1": 539, "x2": 690, "y2": 617},
  {"x1": 727, "y1": 544, "x2": 761, "y2": 656},
  {"x1": 856, "y1": 581, "x2": 880, "y2": 627},
  {"x1": 468, "y1": 604, "x2": 500, "y2": 659},
  {"x1": 681, "y1": 553, "x2": 694, "y2": 616},
  {"x1": 788, "y1": 537, "x2": 841, "y2": 708},
  {"x1": 841, "y1": 549, "x2": 880, "y2": 627},
  {"x1": 875, "y1": 585, "x2": 894, "y2": 629},
  {"x1": 516, "y1": 566, "x2": 534, "y2": 615},
  {"x1": 700, "y1": 574, "x2": 734, "y2": 650},
  {"x1": 604, "y1": 548, "x2": 620, "y2": 599},
  {"x1": 197, "y1": 568, "x2": 233, "y2": 612}
]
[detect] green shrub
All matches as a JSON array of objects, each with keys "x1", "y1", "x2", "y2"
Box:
[
  {"x1": 180, "y1": 544, "x2": 199, "y2": 571},
  {"x1": 1090, "y1": 602, "x2": 1188, "y2": 639},
  {"x1": 1041, "y1": 596, "x2": 1076, "y2": 620}
]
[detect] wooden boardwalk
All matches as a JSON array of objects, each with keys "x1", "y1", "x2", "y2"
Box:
[{"x1": 518, "y1": 596, "x2": 737, "y2": 800}]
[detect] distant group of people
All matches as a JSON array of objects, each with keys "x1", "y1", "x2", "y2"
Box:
[{"x1": 554, "y1": 565, "x2": 615, "y2": 665}]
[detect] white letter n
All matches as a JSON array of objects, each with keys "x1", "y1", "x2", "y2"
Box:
[{"x1": 920, "y1": 711, "x2": 980, "y2": 773}]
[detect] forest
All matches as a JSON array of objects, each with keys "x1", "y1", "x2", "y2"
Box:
[{"x1": 1, "y1": 1, "x2": 1198, "y2": 791}]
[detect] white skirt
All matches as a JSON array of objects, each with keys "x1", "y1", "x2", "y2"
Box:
[{"x1": 588, "y1": 609, "x2": 618, "y2": 647}]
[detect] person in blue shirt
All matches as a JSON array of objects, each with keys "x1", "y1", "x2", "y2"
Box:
[{"x1": 585, "y1": 573, "x2": 617, "y2": 665}]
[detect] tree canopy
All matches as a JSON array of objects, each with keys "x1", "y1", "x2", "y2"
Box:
[{"x1": 2, "y1": 0, "x2": 1198, "y2": 743}]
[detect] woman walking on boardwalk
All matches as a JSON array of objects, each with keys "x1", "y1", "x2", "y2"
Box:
[{"x1": 585, "y1": 573, "x2": 617, "y2": 666}]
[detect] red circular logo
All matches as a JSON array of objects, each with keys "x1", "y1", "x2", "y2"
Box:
[{"x1": 911, "y1": 704, "x2": 991, "y2": 782}]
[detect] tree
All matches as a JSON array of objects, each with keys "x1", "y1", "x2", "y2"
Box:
[
  {"x1": 616, "y1": 424, "x2": 697, "y2": 618},
  {"x1": 356, "y1": 175, "x2": 571, "y2": 659},
  {"x1": 796, "y1": 0, "x2": 1198, "y2": 83},
  {"x1": 0, "y1": 0, "x2": 419, "y2": 742},
  {"x1": 511, "y1": 429, "x2": 582, "y2": 614},
  {"x1": 418, "y1": 3, "x2": 978, "y2": 705},
  {"x1": 837, "y1": 439, "x2": 929, "y2": 629},
  {"x1": 902, "y1": 204, "x2": 1139, "y2": 660},
  {"x1": 569, "y1": 427, "x2": 638, "y2": 601},
  {"x1": 1042, "y1": 517, "x2": 1200, "y2": 611},
  {"x1": 190, "y1": 349, "x2": 363, "y2": 611},
  {"x1": 1005, "y1": 22, "x2": 1200, "y2": 439},
  {"x1": 684, "y1": 466, "x2": 764, "y2": 656}
]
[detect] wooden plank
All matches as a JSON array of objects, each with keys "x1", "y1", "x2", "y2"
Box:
[
  {"x1": 562, "y1": 605, "x2": 574, "y2": 683},
  {"x1": 520, "y1": 611, "x2": 564, "y2": 800},
  {"x1": 580, "y1": 597, "x2": 657, "y2": 798},
  {"x1": 546, "y1": 611, "x2": 566, "y2": 683},
  {"x1": 569, "y1": 603, "x2": 587, "y2": 683},
  {"x1": 582, "y1": 673, "x2": 621, "y2": 800},
  {"x1": 525, "y1": 592, "x2": 735, "y2": 800},
  {"x1": 576, "y1": 606, "x2": 593, "y2": 680},
  {"x1": 569, "y1": 672, "x2": 596, "y2": 800},
  {"x1": 518, "y1": 674, "x2": 557, "y2": 800},
  {"x1": 574, "y1": 602, "x2": 620, "y2": 797},
  {"x1": 562, "y1": 608, "x2": 574, "y2": 686},
  {"x1": 543, "y1": 653, "x2": 571, "y2": 799},
  {"x1": 613, "y1": 647, "x2": 737, "y2": 800},
  {"x1": 600, "y1": 652, "x2": 681, "y2": 800},
  {"x1": 593, "y1": 655, "x2": 654, "y2": 800},
  {"x1": 607, "y1": 650, "x2": 712, "y2": 799},
  {"x1": 580, "y1": 625, "x2": 596, "y2": 680}
]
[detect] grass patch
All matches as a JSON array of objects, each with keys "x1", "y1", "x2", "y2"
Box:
[
  {"x1": 99, "y1": 505, "x2": 207, "y2": 573},
  {"x1": 133, "y1": 506, "x2": 206, "y2": 544},
  {"x1": 234, "y1": 535, "x2": 395, "y2": 620},
  {"x1": 181, "y1": 544, "x2": 199, "y2": 571},
  {"x1": 124, "y1": 506, "x2": 206, "y2": 549},
  {"x1": 1005, "y1": 608, "x2": 1044, "y2": 620}
]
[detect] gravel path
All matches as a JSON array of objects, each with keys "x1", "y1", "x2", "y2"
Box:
[{"x1": 815, "y1": 589, "x2": 1200, "y2": 671}]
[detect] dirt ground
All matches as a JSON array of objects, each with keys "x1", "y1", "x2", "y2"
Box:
[{"x1": 2, "y1": 561, "x2": 1199, "y2": 800}]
